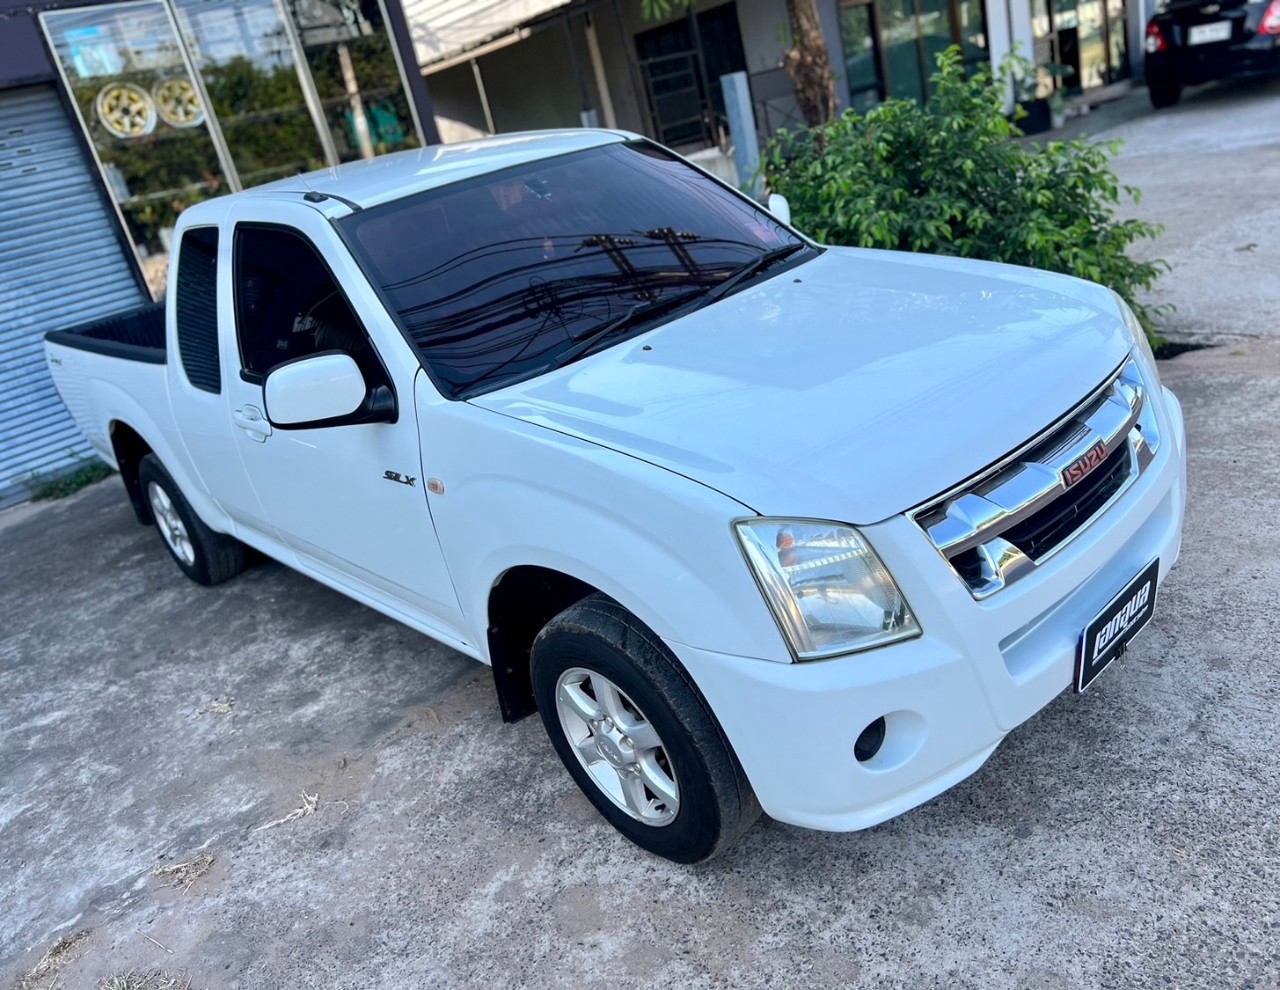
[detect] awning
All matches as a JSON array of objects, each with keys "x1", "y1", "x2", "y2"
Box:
[{"x1": 403, "y1": 0, "x2": 577, "y2": 70}]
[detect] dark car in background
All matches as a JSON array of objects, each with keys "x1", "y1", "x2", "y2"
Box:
[{"x1": 1144, "y1": 0, "x2": 1280, "y2": 106}]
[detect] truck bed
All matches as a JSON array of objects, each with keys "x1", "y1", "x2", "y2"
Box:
[
  {"x1": 44, "y1": 302, "x2": 173, "y2": 474},
  {"x1": 44, "y1": 303, "x2": 165, "y2": 364}
]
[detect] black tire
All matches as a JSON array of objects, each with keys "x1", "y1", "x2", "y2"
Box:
[
  {"x1": 531, "y1": 594, "x2": 760, "y2": 863},
  {"x1": 137, "y1": 454, "x2": 246, "y2": 586},
  {"x1": 1148, "y1": 82, "x2": 1182, "y2": 109}
]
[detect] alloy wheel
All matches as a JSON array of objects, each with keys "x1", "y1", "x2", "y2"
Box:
[{"x1": 554, "y1": 667, "x2": 680, "y2": 826}]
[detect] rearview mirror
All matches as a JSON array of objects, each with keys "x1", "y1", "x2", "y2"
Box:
[
  {"x1": 767, "y1": 193, "x2": 792, "y2": 226},
  {"x1": 264, "y1": 352, "x2": 396, "y2": 429}
]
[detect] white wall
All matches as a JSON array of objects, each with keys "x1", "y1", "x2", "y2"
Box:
[{"x1": 984, "y1": 0, "x2": 1034, "y2": 109}]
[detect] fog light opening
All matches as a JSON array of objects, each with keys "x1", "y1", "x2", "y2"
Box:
[{"x1": 854, "y1": 716, "x2": 887, "y2": 763}]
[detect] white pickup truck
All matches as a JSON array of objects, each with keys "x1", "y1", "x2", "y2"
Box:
[{"x1": 46, "y1": 130, "x2": 1186, "y2": 862}]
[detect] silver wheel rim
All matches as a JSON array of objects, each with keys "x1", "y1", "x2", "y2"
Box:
[
  {"x1": 555, "y1": 667, "x2": 679, "y2": 827},
  {"x1": 147, "y1": 481, "x2": 196, "y2": 567}
]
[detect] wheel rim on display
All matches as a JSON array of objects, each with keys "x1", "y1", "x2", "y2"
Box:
[
  {"x1": 555, "y1": 667, "x2": 679, "y2": 826},
  {"x1": 148, "y1": 482, "x2": 195, "y2": 566},
  {"x1": 95, "y1": 83, "x2": 156, "y2": 139},
  {"x1": 153, "y1": 78, "x2": 204, "y2": 128}
]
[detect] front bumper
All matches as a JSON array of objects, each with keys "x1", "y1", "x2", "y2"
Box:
[{"x1": 668, "y1": 386, "x2": 1186, "y2": 831}]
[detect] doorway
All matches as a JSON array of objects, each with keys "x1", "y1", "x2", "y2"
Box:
[
  {"x1": 635, "y1": 3, "x2": 747, "y2": 148},
  {"x1": 1032, "y1": 0, "x2": 1130, "y2": 94}
]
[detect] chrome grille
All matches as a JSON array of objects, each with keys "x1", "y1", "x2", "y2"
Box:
[{"x1": 911, "y1": 357, "x2": 1159, "y2": 599}]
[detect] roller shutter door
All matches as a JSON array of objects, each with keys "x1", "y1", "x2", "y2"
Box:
[{"x1": 0, "y1": 85, "x2": 146, "y2": 508}]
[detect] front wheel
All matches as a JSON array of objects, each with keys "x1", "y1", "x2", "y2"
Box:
[
  {"x1": 531, "y1": 594, "x2": 759, "y2": 863},
  {"x1": 138, "y1": 454, "x2": 246, "y2": 586},
  {"x1": 1148, "y1": 81, "x2": 1182, "y2": 108}
]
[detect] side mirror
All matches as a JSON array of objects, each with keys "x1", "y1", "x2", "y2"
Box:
[
  {"x1": 767, "y1": 193, "x2": 792, "y2": 226},
  {"x1": 264, "y1": 352, "x2": 396, "y2": 429}
]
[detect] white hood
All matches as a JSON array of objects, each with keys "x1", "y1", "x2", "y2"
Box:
[{"x1": 471, "y1": 247, "x2": 1133, "y2": 523}]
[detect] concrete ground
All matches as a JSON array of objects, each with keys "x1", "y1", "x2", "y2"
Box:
[
  {"x1": 4, "y1": 82, "x2": 1280, "y2": 990},
  {"x1": 1109, "y1": 75, "x2": 1280, "y2": 341}
]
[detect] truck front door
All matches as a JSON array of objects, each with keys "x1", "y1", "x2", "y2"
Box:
[{"x1": 219, "y1": 204, "x2": 468, "y2": 643}]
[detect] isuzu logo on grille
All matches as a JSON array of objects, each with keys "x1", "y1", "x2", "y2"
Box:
[{"x1": 1063, "y1": 439, "x2": 1108, "y2": 488}]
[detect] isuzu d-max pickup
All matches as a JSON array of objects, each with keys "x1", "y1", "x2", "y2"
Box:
[{"x1": 45, "y1": 130, "x2": 1186, "y2": 862}]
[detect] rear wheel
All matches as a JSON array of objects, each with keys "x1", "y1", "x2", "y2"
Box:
[
  {"x1": 531, "y1": 594, "x2": 759, "y2": 863},
  {"x1": 1148, "y1": 81, "x2": 1182, "y2": 108},
  {"x1": 138, "y1": 454, "x2": 245, "y2": 586}
]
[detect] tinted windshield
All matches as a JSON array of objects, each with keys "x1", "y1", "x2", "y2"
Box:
[{"x1": 337, "y1": 141, "x2": 806, "y2": 398}]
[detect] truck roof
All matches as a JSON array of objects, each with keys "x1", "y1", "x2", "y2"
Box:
[{"x1": 241, "y1": 129, "x2": 635, "y2": 212}]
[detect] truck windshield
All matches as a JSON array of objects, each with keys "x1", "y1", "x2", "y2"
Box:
[{"x1": 337, "y1": 141, "x2": 807, "y2": 399}]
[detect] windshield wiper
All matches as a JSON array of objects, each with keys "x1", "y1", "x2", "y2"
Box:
[
  {"x1": 691, "y1": 242, "x2": 807, "y2": 313},
  {"x1": 459, "y1": 244, "x2": 810, "y2": 395},
  {"x1": 549, "y1": 244, "x2": 807, "y2": 371},
  {"x1": 548, "y1": 286, "x2": 707, "y2": 370}
]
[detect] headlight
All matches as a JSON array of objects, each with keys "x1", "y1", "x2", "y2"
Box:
[
  {"x1": 1112, "y1": 291, "x2": 1161, "y2": 386},
  {"x1": 735, "y1": 519, "x2": 920, "y2": 660}
]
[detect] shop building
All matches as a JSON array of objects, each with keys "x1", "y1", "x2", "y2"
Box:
[
  {"x1": 0, "y1": 0, "x2": 434, "y2": 506},
  {"x1": 411, "y1": 0, "x2": 1154, "y2": 151}
]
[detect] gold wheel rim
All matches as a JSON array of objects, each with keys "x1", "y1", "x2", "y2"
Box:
[
  {"x1": 153, "y1": 78, "x2": 204, "y2": 128},
  {"x1": 96, "y1": 83, "x2": 155, "y2": 139}
]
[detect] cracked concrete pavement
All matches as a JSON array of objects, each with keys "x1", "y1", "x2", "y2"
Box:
[{"x1": 3, "y1": 79, "x2": 1280, "y2": 990}]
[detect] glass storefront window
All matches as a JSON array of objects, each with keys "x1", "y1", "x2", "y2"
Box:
[
  {"x1": 42, "y1": 0, "x2": 422, "y2": 299},
  {"x1": 918, "y1": 0, "x2": 954, "y2": 94},
  {"x1": 41, "y1": 1, "x2": 230, "y2": 292},
  {"x1": 1036, "y1": 0, "x2": 1130, "y2": 95},
  {"x1": 1077, "y1": 0, "x2": 1108, "y2": 89},
  {"x1": 838, "y1": 0, "x2": 987, "y2": 106},
  {"x1": 173, "y1": 0, "x2": 328, "y2": 185},
  {"x1": 955, "y1": 0, "x2": 988, "y2": 70},
  {"x1": 838, "y1": 2, "x2": 881, "y2": 109},
  {"x1": 1107, "y1": 0, "x2": 1130, "y2": 83},
  {"x1": 285, "y1": 0, "x2": 420, "y2": 161},
  {"x1": 882, "y1": 0, "x2": 926, "y2": 104}
]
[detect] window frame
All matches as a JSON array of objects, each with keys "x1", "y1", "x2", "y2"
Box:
[{"x1": 230, "y1": 220, "x2": 394, "y2": 394}]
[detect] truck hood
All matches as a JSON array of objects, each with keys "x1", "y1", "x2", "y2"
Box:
[{"x1": 471, "y1": 247, "x2": 1133, "y2": 523}]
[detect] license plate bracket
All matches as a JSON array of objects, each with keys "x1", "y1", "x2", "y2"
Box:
[{"x1": 1076, "y1": 559, "x2": 1160, "y2": 692}]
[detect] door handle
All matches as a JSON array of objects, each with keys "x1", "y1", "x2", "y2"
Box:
[{"x1": 233, "y1": 404, "x2": 272, "y2": 442}]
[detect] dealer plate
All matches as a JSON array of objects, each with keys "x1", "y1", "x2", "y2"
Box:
[
  {"x1": 1076, "y1": 559, "x2": 1160, "y2": 692},
  {"x1": 1188, "y1": 20, "x2": 1231, "y2": 44}
]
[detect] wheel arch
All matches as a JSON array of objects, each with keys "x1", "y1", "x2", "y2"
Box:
[
  {"x1": 486, "y1": 564, "x2": 600, "y2": 722},
  {"x1": 109, "y1": 420, "x2": 155, "y2": 525}
]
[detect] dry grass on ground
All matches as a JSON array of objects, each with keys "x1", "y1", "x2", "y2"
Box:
[
  {"x1": 151, "y1": 854, "x2": 215, "y2": 894},
  {"x1": 14, "y1": 930, "x2": 88, "y2": 990},
  {"x1": 252, "y1": 790, "x2": 319, "y2": 832},
  {"x1": 97, "y1": 971, "x2": 199, "y2": 990},
  {"x1": 190, "y1": 698, "x2": 234, "y2": 718}
]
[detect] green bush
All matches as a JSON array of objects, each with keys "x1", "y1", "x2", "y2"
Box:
[{"x1": 761, "y1": 48, "x2": 1169, "y2": 341}]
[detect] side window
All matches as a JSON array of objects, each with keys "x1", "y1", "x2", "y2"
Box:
[
  {"x1": 233, "y1": 224, "x2": 383, "y2": 385},
  {"x1": 175, "y1": 227, "x2": 221, "y2": 394}
]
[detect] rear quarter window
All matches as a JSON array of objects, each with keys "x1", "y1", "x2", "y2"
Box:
[{"x1": 174, "y1": 226, "x2": 221, "y2": 394}]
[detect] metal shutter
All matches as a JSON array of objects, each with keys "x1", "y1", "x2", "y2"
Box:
[{"x1": 0, "y1": 85, "x2": 146, "y2": 508}]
